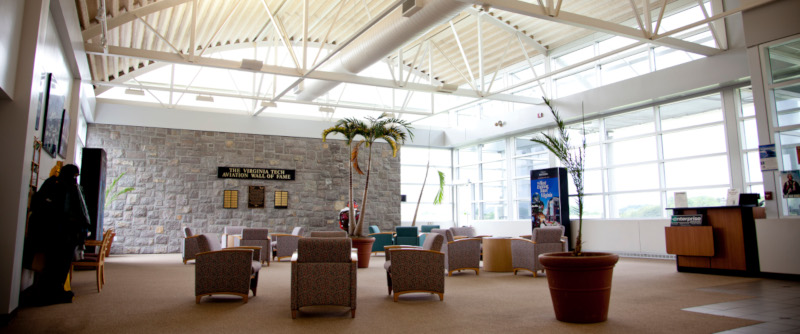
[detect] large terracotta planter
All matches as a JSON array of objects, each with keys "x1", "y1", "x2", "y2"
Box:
[
  {"x1": 351, "y1": 237, "x2": 375, "y2": 268},
  {"x1": 538, "y1": 252, "x2": 619, "y2": 323}
]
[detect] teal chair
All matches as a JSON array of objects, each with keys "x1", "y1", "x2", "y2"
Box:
[
  {"x1": 368, "y1": 225, "x2": 395, "y2": 255},
  {"x1": 418, "y1": 225, "x2": 440, "y2": 246},
  {"x1": 394, "y1": 226, "x2": 420, "y2": 246}
]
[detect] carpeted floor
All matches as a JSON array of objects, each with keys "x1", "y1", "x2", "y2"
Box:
[{"x1": 2, "y1": 254, "x2": 763, "y2": 333}]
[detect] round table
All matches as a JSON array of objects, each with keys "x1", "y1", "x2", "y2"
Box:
[{"x1": 482, "y1": 237, "x2": 513, "y2": 272}]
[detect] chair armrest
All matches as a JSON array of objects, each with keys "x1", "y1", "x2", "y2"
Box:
[
  {"x1": 475, "y1": 235, "x2": 493, "y2": 238},
  {"x1": 272, "y1": 233, "x2": 301, "y2": 237},
  {"x1": 369, "y1": 232, "x2": 396, "y2": 236},
  {"x1": 85, "y1": 240, "x2": 102, "y2": 246},
  {"x1": 185, "y1": 235, "x2": 202, "y2": 239},
  {"x1": 519, "y1": 235, "x2": 532, "y2": 240},
  {"x1": 196, "y1": 248, "x2": 253, "y2": 258}
]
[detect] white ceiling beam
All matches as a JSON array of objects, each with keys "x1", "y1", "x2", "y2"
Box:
[
  {"x1": 462, "y1": 0, "x2": 722, "y2": 56},
  {"x1": 83, "y1": 0, "x2": 193, "y2": 40},
  {"x1": 198, "y1": 1, "x2": 243, "y2": 57},
  {"x1": 85, "y1": 43, "x2": 539, "y2": 105},
  {"x1": 449, "y1": 20, "x2": 476, "y2": 89},
  {"x1": 467, "y1": 7, "x2": 548, "y2": 56}
]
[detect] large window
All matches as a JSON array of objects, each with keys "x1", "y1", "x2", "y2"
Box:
[
  {"x1": 453, "y1": 88, "x2": 751, "y2": 221},
  {"x1": 400, "y1": 147, "x2": 453, "y2": 224},
  {"x1": 456, "y1": 140, "x2": 508, "y2": 221}
]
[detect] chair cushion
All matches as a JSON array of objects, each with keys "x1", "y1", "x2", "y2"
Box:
[
  {"x1": 297, "y1": 238, "x2": 352, "y2": 263},
  {"x1": 242, "y1": 228, "x2": 269, "y2": 240},
  {"x1": 224, "y1": 226, "x2": 245, "y2": 235},
  {"x1": 183, "y1": 227, "x2": 193, "y2": 238},
  {"x1": 198, "y1": 233, "x2": 222, "y2": 252},
  {"x1": 252, "y1": 260, "x2": 262, "y2": 273},
  {"x1": 532, "y1": 227, "x2": 563, "y2": 243},
  {"x1": 369, "y1": 225, "x2": 380, "y2": 234},
  {"x1": 383, "y1": 260, "x2": 391, "y2": 272},
  {"x1": 421, "y1": 233, "x2": 444, "y2": 252}
]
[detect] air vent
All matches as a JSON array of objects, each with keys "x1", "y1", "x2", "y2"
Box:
[{"x1": 402, "y1": 0, "x2": 422, "y2": 17}]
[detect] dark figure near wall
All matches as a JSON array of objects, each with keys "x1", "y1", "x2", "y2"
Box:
[{"x1": 23, "y1": 164, "x2": 91, "y2": 306}]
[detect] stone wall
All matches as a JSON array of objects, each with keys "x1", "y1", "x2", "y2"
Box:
[{"x1": 86, "y1": 124, "x2": 401, "y2": 254}]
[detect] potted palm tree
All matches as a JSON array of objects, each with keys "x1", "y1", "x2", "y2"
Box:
[
  {"x1": 322, "y1": 115, "x2": 413, "y2": 268},
  {"x1": 531, "y1": 98, "x2": 619, "y2": 323}
]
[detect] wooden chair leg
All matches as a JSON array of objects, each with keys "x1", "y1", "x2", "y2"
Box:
[{"x1": 351, "y1": 309, "x2": 356, "y2": 318}]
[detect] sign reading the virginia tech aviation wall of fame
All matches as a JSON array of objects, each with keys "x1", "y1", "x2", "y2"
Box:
[{"x1": 217, "y1": 167, "x2": 296, "y2": 180}]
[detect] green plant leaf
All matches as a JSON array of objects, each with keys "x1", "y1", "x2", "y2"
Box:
[{"x1": 433, "y1": 171, "x2": 445, "y2": 205}]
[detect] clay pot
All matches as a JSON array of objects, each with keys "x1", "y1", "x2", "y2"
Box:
[
  {"x1": 351, "y1": 237, "x2": 375, "y2": 268},
  {"x1": 539, "y1": 252, "x2": 619, "y2": 323}
]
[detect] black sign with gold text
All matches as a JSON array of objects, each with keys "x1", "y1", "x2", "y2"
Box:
[{"x1": 217, "y1": 167, "x2": 296, "y2": 181}]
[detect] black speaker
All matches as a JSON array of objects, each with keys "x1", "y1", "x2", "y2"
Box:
[
  {"x1": 81, "y1": 148, "x2": 106, "y2": 246},
  {"x1": 739, "y1": 193, "x2": 760, "y2": 207}
]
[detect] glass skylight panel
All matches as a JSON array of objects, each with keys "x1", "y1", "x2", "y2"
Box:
[{"x1": 598, "y1": 36, "x2": 638, "y2": 54}]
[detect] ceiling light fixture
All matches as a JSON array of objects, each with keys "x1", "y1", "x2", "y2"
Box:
[
  {"x1": 124, "y1": 88, "x2": 145, "y2": 96},
  {"x1": 196, "y1": 95, "x2": 214, "y2": 102},
  {"x1": 436, "y1": 83, "x2": 458, "y2": 93},
  {"x1": 240, "y1": 59, "x2": 263, "y2": 71}
]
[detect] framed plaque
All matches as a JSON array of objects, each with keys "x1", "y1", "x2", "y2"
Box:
[
  {"x1": 274, "y1": 191, "x2": 288, "y2": 209},
  {"x1": 223, "y1": 190, "x2": 238, "y2": 209},
  {"x1": 248, "y1": 186, "x2": 265, "y2": 208}
]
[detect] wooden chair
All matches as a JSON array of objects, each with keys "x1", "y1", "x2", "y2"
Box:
[{"x1": 70, "y1": 229, "x2": 113, "y2": 292}]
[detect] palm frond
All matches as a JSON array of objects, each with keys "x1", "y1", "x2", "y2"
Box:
[{"x1": 433, "y1": 170, "x2": 445, "y2": 205}]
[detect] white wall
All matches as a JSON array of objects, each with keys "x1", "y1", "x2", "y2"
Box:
[
  {"x1": 756, "y1": 218, "x2": 800, "y2": 275},
  {"x1": 0, "y1": 0, "x2": 78, "y2": 315},
  {"x1": 0, "y1": 0, "x2": 24, "y2": 99}
]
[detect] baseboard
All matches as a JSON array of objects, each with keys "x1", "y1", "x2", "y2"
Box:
[
  {"x1": 0, "y1": 309, "x2": 17, "y2": 327},
  {"x1": 615, "y1": 252, "x2": 676, "y2": 260}
]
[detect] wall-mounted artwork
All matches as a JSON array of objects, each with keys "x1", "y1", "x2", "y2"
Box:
[
  {"x1": 223, "y1": 190, "x2": 238, "y2": 209},
  {"x1": 35, "y1": 73, "x2": 52, "y2": 131},
  {"x1": 248, "y1": 186, "x2": 265, "y2": 208},
  {"x1": 42, "y1": 76, "x2": 65, "y2": 158},
  {"x1": 57, "y1": 108, "x2": 70, "y2": 158}
]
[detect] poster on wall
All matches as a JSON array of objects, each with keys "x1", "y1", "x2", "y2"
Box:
[
  {"x1": 781, "y1": 170, "x2": 800, "y2": 198},
  {"x1": 42, "y1": 76, "x2": 65, "y2": 158},
  {"x1": 57, "y1": 108, "x2": 70, "y2": 158},
  {"x1": 35, "y1": 73, "x2": 52, "y2": 131},
  {"x1": 759, "y1": 144, "x2": 778, "y2": 171},
  {"x1": 530, "y1": 168, "x2": 570, "y2": 241}
]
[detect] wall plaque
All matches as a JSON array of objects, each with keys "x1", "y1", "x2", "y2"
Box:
[
  {"x1": 274, "y1": 191, "x2": 288, "y2": 209},
  {"x1": 248, "y1": 186, "x2": 265, "y2": 208},
  {"x1": 218, "y1": 166, "x2": 295, "y2": 180},
  {"x1": 223, "y1": 190, "x2": 238, "y2": 209}
]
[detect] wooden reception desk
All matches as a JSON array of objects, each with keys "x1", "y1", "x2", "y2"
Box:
[{"x1": 665, "y1": 206, "x2": 760, "y2": 276}]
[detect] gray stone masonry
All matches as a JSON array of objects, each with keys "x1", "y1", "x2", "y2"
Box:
[{"x1": 87, "y1": 124, "x2": 401, "y2": 254}]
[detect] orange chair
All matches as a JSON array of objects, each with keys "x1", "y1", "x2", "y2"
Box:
[{"x1": 70, "y1": 229, "x2": 113, "y2": 292}]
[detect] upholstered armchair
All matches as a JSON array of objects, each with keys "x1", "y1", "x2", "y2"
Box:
[
  {"x1": 291, "y1": 238, "x2": 357, "y2": 319},
  {"x1": 181, "y1": 227, "x2": 200, "y2": 264},
  {"x1": 511, "y1": 227, "x2": 564, "y2": 277},
  {"x1": 394, "y1": 226, "x2": 419, "y2": 246},
  {"x1": 432, "y1": 228, "x2": 481, "y2": 276},
  {"x1": 195, "y1": 233, "x2": 262, "y2": 303},
  {"x1": 418, "y1": 225, "x2": 440, "y2": 246},
  {"x1": 240, "y1": 228, "x2": 271, "y2": 266},
  {"x1": 272, "y1": 227, "x2": 304, "y2": 261},
  {"x1": 309, "y1": 230, "x2": 348, "y2": 238},
  {"x1": 384, "y1": 233, "x2": 445, "y2": 301},
  {"x1": 222, "y1": 226, "x2": 245, "y2": 248},
  {"x1": 449, "y1": 226, "x2": 492, "y2": 239},
  {"x1": 368, "y1": 225, "x2": 394, "y2": 255},
  {"x1": 521, "y1": 225, "x2": 569, "y2": 252}
]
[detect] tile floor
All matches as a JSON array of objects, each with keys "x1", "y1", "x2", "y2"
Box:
[{"x1": 682, "y1": 279, "x2": 800, "y2": 333}]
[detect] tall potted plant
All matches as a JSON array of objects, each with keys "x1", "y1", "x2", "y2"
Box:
[
  {"x1": 531, "y1": 98, "x2": 619, "y2": 323},
  {"x1": 322, "y1": 117, "x2": 366, "y2": 237},
  {"x1": 322, "y1": 115, "x2": 413, "y2": 268}
]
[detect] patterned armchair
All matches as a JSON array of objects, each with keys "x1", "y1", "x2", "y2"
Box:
[
  {"x1": 384, "y1": 233, "x2": 445, "y2": 301},
  {"x1": 418, "y1": 225, "x2": 440, "y2": 246},
  {"x1": 222, "y1": 226, "x2": 245, "y2": 248},
  {"x1": 521, "y1": 225, "x2": 568, "y2": 252},
  {"x1": 195, "y1": 233, "x2": 262, "y2": 303},
  {"x1": 432, "y1": 228, "x2": 481, "y2": 276},
  {"x1": 511, "y1": 227, "x2": 565, "y2": 277},
  {"x1": 181, "y1": 227, "x2": 200, "y2": 264},
  {"x1": 449, "y1": 226, "x2": 492, "y2": 239},
  {"x1": 368, "y1": 225, "x2": 394, "y2": 255},
  {"x1": 394, "y1": 226, "x2": 419, "y2": 246},
  {"x1": 291, "y1": 238, "x2": 357, "y2": 319},
  {"x1": 309, "y1": 230, "x2": 348, "y2": 238},
  {"x1": 240, "y1": 228, "x2": 271, "y2": 266},
  {"x1": 272, "y1": 227, "x2": 304, "y2": 262}
]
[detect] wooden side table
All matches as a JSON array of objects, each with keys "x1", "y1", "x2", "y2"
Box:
[{"x1": 482, "y1": 237, "x2": 512, "y2": 272}]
